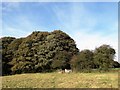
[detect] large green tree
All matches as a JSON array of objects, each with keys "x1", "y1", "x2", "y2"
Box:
[
  {"x1": 2, "y1": 30, "x2": 79, "y2": 75},
  {"x1": 93, "y1": 44, "x2": 115, "y2": 71}
]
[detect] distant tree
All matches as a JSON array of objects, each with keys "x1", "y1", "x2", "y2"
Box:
[
  {"x1": 70, "y1": 49, "x2": 94, "y2": 72},
  {"x1": 93, "y1": 44, "x2": 115, "y2": 71}
]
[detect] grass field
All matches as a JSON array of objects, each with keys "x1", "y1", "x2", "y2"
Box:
[{"x1": 1, "y1": 69, "x2": 119, "y2": 88}]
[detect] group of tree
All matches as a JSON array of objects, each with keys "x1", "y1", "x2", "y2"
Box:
[
  {"x1": 1, "y1": 30, "x2": 120, "y2": 75},
  {"x1": 71, "y1": 45, "x2": 120, "y2": 72}
]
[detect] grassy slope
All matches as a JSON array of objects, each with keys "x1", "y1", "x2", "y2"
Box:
[{"x1": 1, "y1": 71, "x2": 119, "y2": 88}]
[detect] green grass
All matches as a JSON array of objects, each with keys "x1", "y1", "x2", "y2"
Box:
[{"x1": 1, "y1": 69, "x2": 119, "y2": 88}]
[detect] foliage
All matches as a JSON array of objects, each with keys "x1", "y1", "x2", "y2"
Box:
[
  {"x1": 70, "y1": 45, "x2": 118, "y2": 72},
  {"x1": 93, "y1": 44, "x2": 116, "y2": 71},
  {"x1": 51, "y1": 51, "x2": 71, "y2": 69},
  {"x1": 2, "y1": 30, "x2": 79, "y2": 75},
  {"x1": 70, "y1": 49, "x2": 94, "y2": 72},
  {"x1": 1, "y1": 37, "x2": 16, "y2": 75},
  {"x1": 1, "y1": 31, "x2": 119, "y2": 75},
  {"x1": 112, "y1": 61, "x2": 120, "y2": 68}
]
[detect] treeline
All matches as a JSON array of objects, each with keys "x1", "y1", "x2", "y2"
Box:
[
  {"x1": 71, "y1": 45, "x2": 120, "y2": 72},
  {"x1": 0, "y1": 30, "x2": 120, "y2": 75}
]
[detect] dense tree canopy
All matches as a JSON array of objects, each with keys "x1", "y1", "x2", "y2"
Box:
[
  {"x1": 1, "y1": 37, "x2": 16, "y2": 75},
  {"x1": 70, "y1": 45, "x2": 119, "y2": 72},
  {"x1": 51, "y1": 51, "x2": 71, "y2": 69},
  {"x1": 93, "y1": 45, "x2": 116, "y2": 71},
  {"x1": 1, "y1": 30, "x2": 79, "y2": 75},
  {"x1": 1, "y1": 30, "x2": 120, "y2": 75},
  {"x1": 112, "y1": 61, "x2": 120, "y2": 68},
  {"x1": 70, "y1": 49, "x2": 94, "y2": 72}
]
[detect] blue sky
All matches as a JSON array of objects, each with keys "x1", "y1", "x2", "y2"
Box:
[{"x1": 2, "y1": 2, "x2": 118, "y2": 60}]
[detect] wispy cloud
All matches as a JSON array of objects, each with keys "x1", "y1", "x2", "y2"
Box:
[
  {"x1": 2, "y1": 2, "x2": 118, "y2": 60},
  {"x1": 51, "y1": 2, "x2": 118, "y2": 60},
  {"x1": 2, "y1": 2, "x2": 20, "y2": 12}
]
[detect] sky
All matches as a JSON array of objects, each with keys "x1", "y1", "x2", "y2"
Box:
[{"x1": 1, "y1": 2, "x2": 118, "y2": 61}]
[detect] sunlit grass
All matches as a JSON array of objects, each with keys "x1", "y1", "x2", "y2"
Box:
[{"x1": 1, "y1": 70, "x2": 119, "y2": 88}]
